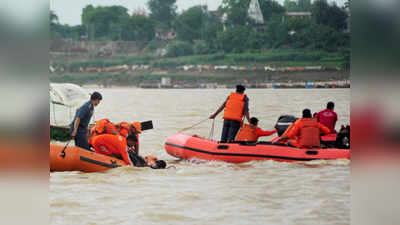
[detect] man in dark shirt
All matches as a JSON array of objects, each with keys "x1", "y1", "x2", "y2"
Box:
[
  {"x1": 210, "y1": 85, "x2": 250, "y2": 142},
  {"x1": 70, "y1": 92, "x2": 102, "y2": 150}
]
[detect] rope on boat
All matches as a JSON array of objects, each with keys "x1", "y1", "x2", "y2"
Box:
[
  {"x1": 208, "y1": 119, "x2": 215, "y2": 140},
  {"x1": 178, "y1": 118, "x2": 210, "y2": 132}
]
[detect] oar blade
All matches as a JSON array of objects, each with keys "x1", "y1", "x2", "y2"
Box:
[{"x1": 141, "y1": 120, "x2": 153, "y2": 131}]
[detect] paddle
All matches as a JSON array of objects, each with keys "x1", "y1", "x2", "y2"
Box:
[{"x1": 140, "y1": 120, "x2": 153, "y2": 131}]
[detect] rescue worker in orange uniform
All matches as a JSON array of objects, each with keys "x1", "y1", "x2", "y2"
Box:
[
  {"x1": 91, "y1": 134, "x2": 138, "y2": 166},
  {"x1": 210, "y1": 85, "x2": 250, "y2": 142},
  {"x1": 116, "y1": 121, "x2": 141, "y2": 154},
  {"x1": 273, "y1": 109, "x2": 331, "y2": 148},
  {"x1": 90, "y1": 118, "x2": 120, "y2": 136},
  {"x1": 88, "y1": 118, "x2": 120, "y2": 147},
  {"x1": 91, "y1": 134, "x2": 166, "y2": 169},
  {"x1": 235, "y1": 117, "x2": 277, "y2": 142},
  {"x1": 89, "y1": 119, "x2": 142, "y2": 153}
]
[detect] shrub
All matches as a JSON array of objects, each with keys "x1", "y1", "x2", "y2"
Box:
[
  {"x1": 193, "y1": 41, "x2": 210, "y2": 55},
  {"x1": 166, "y1": 41, "x2": 194, "y2": 57}
]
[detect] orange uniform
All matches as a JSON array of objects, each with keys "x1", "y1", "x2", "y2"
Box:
[
  {"x1": 117, "y1": 122, "x2": 131, "y2": 137},
  {"x1": 235, "y1": 124, "x2": 277, "y2": 142},
  {"x1": 286, "y1": 118, "x2": 331, "y2": 148},
  {"x1": 223, "y1": 92, "x2": 246, "y2": 122},
  {"x1": 91, "y1": 119, "x2": 120, "y2": 136},
  {"x1": 116, "y1": 121, "x2": 141, "y2": 154},
  {"x1": 91, "y1": 134, "x2": 132, "y2": 165}
]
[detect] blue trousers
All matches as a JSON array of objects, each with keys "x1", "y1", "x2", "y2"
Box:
[
  {"x1": 74, "y1": 131, "x2": 90, "y2": 150},
  {"x1": 221, "y1": 119, "x2": 241, "y2": 143}
]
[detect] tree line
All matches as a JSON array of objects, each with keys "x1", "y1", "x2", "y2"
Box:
[{"x1": 50, "y1": 0, "x2": 350, "y2": 55}]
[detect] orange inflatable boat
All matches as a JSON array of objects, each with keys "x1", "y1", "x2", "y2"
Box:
[
  {"x1": 165, "y1": 133, "x2": 350, "y2": 163},
  {"x1": 50, "y1": 144, "x2": 128, "y2": 172}
]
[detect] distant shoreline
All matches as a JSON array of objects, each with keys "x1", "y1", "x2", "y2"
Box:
[{"x1": 51, "y1": 69, "x2": 349, "y2": 89}]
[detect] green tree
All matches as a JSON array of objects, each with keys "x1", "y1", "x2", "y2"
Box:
[
  {"x1": 220, "y1": 0, "x2": 251, "y2": 27},
  {"x1": 81, "y1": 5, "x2": 129, "y2": 40},
  {"x1": 121, "y1": 15, "x2": 155, "y2": 41},
  {"x1": 312, "y1": 0, "x2": 348, "y2": 32},
  {"x1": 50, "y1": 10, "x2": 59, "y2": 27},
  {"x1": 259, "y1": 0, "x2": 285, "y2": 22},
  {"x1": 284, "y1": 0, "x2": 298, "y2": 11},
  {"x1": 202, "y1": 12, "x2": 224, "y2": 53},
  {"x1": 264, "y1": 14, "x2": 289, "y2": 48},
  {"x1": 298, "y1": 0, "x2": 312, "y2": 11},
  {"x1": 166, "y1": 41, "x2": 194, "y2": 57},
  {"x1": 147, "y1": 0, "x2": 177, "y2": 30},
  {"x1": 284, "y1": 0, "x2": 311, "y2": 12},
  {"x1": 217, "y1": 25, "x2": 252, "y2": 53},
  {"x1": 50, "y1": 10, "x2": 61, "y2": 39},
  {"x1": 287, "y1": 18, "x2": 349, "y2": 51},
  {"x1": 174, "y1": 6, "x2": 207, "y2": 42}
]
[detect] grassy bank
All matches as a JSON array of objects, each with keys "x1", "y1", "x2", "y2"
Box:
[{"x1": 52, "y1": 49, "x2": 349, "y2": 72}]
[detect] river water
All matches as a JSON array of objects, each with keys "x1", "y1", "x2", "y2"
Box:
[{"x1": 50, "y1": 88, "x2": 350, "y2": 225}]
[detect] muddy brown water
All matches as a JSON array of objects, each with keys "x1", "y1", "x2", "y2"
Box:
[{"x1": 50, "y1": 88, "x2": 350, "y2": 225}]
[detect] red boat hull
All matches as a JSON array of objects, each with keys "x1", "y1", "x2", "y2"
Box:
[{"x1": 165, "y1": 133, "x2": 350, "y2": 163}]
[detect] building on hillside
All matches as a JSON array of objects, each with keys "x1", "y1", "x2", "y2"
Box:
[
  {"x1": 284, "y1": 12, "x2": 312, "y2": 21},
  {"x1": 248, "y1": 0, "x2": 264, "y2": 24}
]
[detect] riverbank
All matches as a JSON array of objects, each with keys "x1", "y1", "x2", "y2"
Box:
[
  {"x1": 50, "y1": 69, "x2": 349, "y2": 89},
  {"x1": 50, "y1": 49, "x2": 349, "y2": 73}
]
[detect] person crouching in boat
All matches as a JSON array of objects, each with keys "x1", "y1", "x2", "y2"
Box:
[
  {"x1": 273, "y1": 109, "x2": 331, "y2": 148},
  {"x1": 235, "y1": 117, "x2": 277, "y2": 142},
  {"x1": 91, "y1": 134, "x2": 138, "y2": 166},
  {"x1": 210, "y1": 84, "x2": 250, "y2": 143},
  {"x1": 116, "y1": 121, "x2": 142, "y2": 154},
  {"x1": 89, "y1": 119, "x2": 141, "y2": 154},
  {"x1": 91, "y1": 134, "x2": 166, "y2": 169},
  {"x1": 88, "y1": 118, "x2": 120, "y2": 150},
  {"x1": 90, "y1": 118, "x2": 120, "y2": 136}
]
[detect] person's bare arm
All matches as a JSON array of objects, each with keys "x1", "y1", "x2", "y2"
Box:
[
  {"x1": 273, "y1": 134, "x2": 289, "y2": 143},
  {"x1": 244, "y1": 110, "x2": 250, "y2": 123},
  {"x1": 210, "y1": 103, "x2": 225, "y2": 119},
  {"x1": 71, "y1": 117, "x2": 80, "y2": 137}
]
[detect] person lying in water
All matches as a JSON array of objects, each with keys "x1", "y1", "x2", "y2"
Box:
[
  {"x1": 235, "y1": 117, "x2": 277, "y2": 142},
  {"x1": 91, "y1": 134, "x2": 166, "y2": 169},
  {"x1": 128, "y1": 152, "x2": 167, "y2": 169}
]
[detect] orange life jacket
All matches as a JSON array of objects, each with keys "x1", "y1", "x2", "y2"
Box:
[
  {"x1": 91, "y1": 134, "x2": 131, "y2": 165},
  {"x1": 91, "y1": 119, "x2": 120, "y2": 136},
  {"x1": 223, "y1": 92, "x2": 246, "y2": 122},
  {"x1": 116, "y1": 122, "x2": 140, "y2": 153},
  {"x1": 298, "y1": 118, "x2": 321, "y2": 147},
  {"x1": 235, "y1": 124, "x2": 258, "y2": 141},
  {"x1": 117, "y1": 122, "x2": 131, "y2": 137}
]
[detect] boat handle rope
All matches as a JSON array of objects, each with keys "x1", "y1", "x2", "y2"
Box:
[{"x1": 60, "y1": 140, "x2": 71, "y2": 158}]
